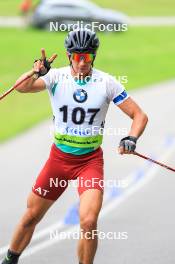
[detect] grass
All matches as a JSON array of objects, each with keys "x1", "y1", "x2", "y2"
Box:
[
  {"x1": 93, "y1": 0, "x2": 175, "y2": 16},
  {"x1": 0, "y1": 0, "x2": 175, "y2": 16},
  {"x1": 0, "y1": 26, "x2": 175, "y2": 142}
]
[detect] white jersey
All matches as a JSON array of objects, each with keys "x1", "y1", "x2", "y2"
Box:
[{"x1": 41, "y1": 66, "x2": 129, "y2": 149}]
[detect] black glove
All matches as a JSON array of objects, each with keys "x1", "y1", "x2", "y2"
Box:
[
  {"x1": 34, "y1": 58, "x2": 51, "y2": 77},
  {"x1": 119, "y1": 136, "x2": 137, "y2": 152}
]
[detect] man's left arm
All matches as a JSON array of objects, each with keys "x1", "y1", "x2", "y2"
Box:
[{"x1": 117, "y1": 97, "x2": 148, "y2": 154}]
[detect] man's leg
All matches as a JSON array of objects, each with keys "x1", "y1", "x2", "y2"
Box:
[
  {"x1": 77, "y1": 189, "x2": 103, "y2": 264},
  {"x1": 2, "y1": 192, "x2": 54, "y2": 263}
]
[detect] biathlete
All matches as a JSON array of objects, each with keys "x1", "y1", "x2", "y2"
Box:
[{"x1": 1, "y1": 29, "x2": 148, "y2": 264}]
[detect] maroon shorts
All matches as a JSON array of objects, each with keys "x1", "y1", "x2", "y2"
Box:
[{"x1": 32, "y1": 144, "x2": 104, "y2": 201}]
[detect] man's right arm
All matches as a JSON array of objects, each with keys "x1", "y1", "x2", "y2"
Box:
[{"x1": 15, "y1": 70, "x2": 46, "y2": 93}]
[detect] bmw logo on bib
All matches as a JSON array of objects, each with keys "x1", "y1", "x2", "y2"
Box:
[{"x1": 73, "y1": 89, "x2": 88, "y2": 103}]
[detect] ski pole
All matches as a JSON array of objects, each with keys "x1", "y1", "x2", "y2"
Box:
[{"x1": 133, "y1": 151, "x2": 175, "y2": 172}]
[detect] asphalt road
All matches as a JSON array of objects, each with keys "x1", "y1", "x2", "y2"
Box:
[{"x1": 0, "y1": 80, "x2": 175, "y2": 263}]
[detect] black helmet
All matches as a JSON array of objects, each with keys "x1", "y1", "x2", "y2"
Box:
[{"x1": 65, "y1": 29, "x2": 100, "y2": 54}]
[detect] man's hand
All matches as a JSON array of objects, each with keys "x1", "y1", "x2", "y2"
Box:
[
  {"x1": 14, "y1": 49, "x2": 57, "y2": 93},
  {"x1": 33, "y1": 48, "x2": 57, "y2": 78},
  {"x1": 118, "y1": 136, "x2": 137, "y2": 155}
]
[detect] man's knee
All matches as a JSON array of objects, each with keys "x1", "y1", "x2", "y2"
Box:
[
  {"x1": 21, "y1": 208, "x2": 42, "y2": 228},
  {"x1": 80, "y1": 214, "x2": 98, "y2": 233}
]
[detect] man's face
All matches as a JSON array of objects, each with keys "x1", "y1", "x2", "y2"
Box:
[{"x1": 70, "y1": 53, "x2": 95, "y2": 76}]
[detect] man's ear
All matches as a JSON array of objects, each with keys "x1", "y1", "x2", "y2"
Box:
[{"x1": 66, "y1": 52, "x2": 72, "y2": 65}]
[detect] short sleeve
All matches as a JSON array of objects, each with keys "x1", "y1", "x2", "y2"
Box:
[
  {"x1": 106, "y1": 75, "x2": 129, "y2": 105},
  {"x1": 40, "y1": 69, "x2": 57, "y2": 92}
]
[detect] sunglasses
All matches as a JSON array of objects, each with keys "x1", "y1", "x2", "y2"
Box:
[{"x1": 71, "y1": 53, "x2": 95, "y2": 63}]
